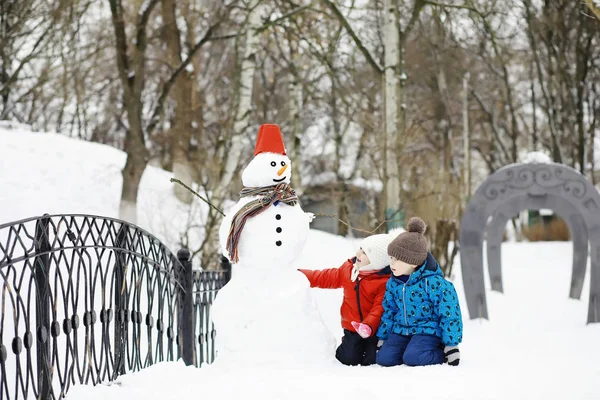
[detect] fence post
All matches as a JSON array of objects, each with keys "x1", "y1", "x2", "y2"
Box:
[
  {"x1": 113, "y1": 224, "x2": 128, "y2": 378},
  {"x1": 177, "y1": 249, "x2": 194, "y2": 366},
  {"x1": 220, "y1": 255, "x2": 232, "y2": 284},
  {"x1": 34, "y1": 214, "x2": 51, "y2": 400}
]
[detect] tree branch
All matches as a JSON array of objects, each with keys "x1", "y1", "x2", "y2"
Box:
[
  {"x1": 132, "y1": 0, "x2": 160, "y2": 97},
  {"x1": 135, "y1": 0, "x2": 160, "y2": 52},
  {"x1": 470, "y1": 88, "x2": 511, "y2": 162},
  {"x1": 208, "y1": 33, "x2": 239, "y2": 41},
  {"x1": 257, "y1": 3, "x2": 313, "y2": 33},
  {"x1": 403, "y1": 0, "x2": 427, "y2": 39},
  {"x1": 320, "y1": 0, "x2": 383, "y2": 74},
  {"x1": 584, "y1": 0, "x2": 600, "y2": 21},
  {"x1": 422, "y1": 0, "x2": 478, "y2": 12},
  {"x1": 206, "y1": 3, "x2": 314, "y2": 42},
  {"x1": 462, "y1": 0, "x2": 520, "y2": 162},
  {"x1": 146, "y1": 14, "x2": 226, "y2": 135},
  {"x1": 0, "y1": 21, "x2": 53, "y2": 94},
  {"x1": 315, "y1": 213, "x2": 399, "y2": 235},
  {"x1": 145, "y1": 1, "x2": 311, "y2": 135}
]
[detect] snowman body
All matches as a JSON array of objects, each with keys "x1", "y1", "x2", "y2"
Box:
[
  {"x1": 212, "y1": 131, "x2": 336, "y2": 366},
  {"x1": 218, "y1": 195, "x2": 310, "y2": 269},
  {"x1": 211, "y1": 266, "x2": 336, "y2": 366}
]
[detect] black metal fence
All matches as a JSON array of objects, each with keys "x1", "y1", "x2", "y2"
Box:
[{"x1": 0, "y1": 214, "x2": 230, "y2": 400}]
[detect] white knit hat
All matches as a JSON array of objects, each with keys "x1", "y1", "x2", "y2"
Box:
[
  {"x1": 356, "y1": 233, "x2": 392, "y2": 273},
  {"x1": 350, "y1": 234, "x2": 393, "y2": 281}
]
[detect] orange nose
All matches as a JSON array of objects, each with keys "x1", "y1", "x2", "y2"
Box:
[{"x1": 277, "y1": 164, "x2": 288, "y2": 176}]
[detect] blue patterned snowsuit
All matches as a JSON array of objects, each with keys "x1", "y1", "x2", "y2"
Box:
[{"x1": 376, "y1": 253, "x2": 463, "y2": 366}]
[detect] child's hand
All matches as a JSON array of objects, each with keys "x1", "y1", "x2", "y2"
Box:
[
  {"x1": 306, "y1": 212, "x2": 316, "y2": 223},
  {"x1": 444, "y1": 345, "x2": 460, "y2": 366},
  {"x1": 350, "y1": 321, "x2": 372, "y2": 338}
]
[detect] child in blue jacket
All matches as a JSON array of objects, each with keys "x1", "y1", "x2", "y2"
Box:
[{"x1": 376, "y1": 217, "x2": 463, "y2": 367}]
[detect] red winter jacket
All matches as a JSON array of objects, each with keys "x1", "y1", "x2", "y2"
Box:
[{"x1": 299, "y1": 260, "x2": 391, "y2": 335}]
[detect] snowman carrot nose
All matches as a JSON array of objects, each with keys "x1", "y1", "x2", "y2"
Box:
[{"x1": 277, "y1": 164, "x2": 288, "y2": 176}]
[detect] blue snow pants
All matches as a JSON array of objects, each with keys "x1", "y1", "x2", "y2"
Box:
[{"x1": 376, "y1": 333, "x2": 444, "y2": 367}]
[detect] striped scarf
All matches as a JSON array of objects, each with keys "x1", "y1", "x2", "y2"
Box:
[{"x1": 226, "y1": 183, "x2": 298, "y2": 263}]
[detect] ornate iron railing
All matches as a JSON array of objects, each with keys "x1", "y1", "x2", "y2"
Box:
[
  {"x1": 191, "y1": 257, "x2": 230, "y2": 367},
  {"x1": 0, "y1": 214, "x2": 230, "y2": 400}
]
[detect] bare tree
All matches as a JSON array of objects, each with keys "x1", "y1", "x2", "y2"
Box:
[
  {"x1": 107, "y1": 0, "x2": 232, "y2": 223},
  {"x1": 161, "y1": 0, "x2": 199, "y2": 203},
  {"x1": 0, "y1": 0, "x2": 67, "y2": 121},
  {"x1": 523, "y1": 0, "x2": 599, "y2": 171}
]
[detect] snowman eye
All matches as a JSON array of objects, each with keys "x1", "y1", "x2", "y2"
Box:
[
  {"x1": 270, "y1": 161, "x2": 276, "y2": 167},
  {"x1": 281, "y1": 161, "x2": 286, "y2": 166}
]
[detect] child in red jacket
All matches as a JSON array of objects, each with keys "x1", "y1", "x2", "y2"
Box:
[{"x1": 299, "y1": 234, "x2": 392, "y2": 366}]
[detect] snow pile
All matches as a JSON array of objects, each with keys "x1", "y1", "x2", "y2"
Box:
[{"x1": 520, "y1": 151, "x2": 552, "y2": 164}]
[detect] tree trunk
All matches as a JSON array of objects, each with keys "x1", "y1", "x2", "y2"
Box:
[
  {"x1": 530, "y1": 61, "x2": 538, "y2": 151},
  {"x1": 0, "y1": 0, "x2": 12, "y2": 119},
  {"x1": 120, "y1": 136, "x2": 149, "y2": 223},
  {"x1": 383, "y1": 0, "x2": 401, "y2": 231},
  {"x1": 213, "y1": 0, "x2": 262, "y2": 200},
  {"x1": 183, "y1": 1, "x2": 205, "y2": 181},
  {"x1": 288, "y1": 35, "x2": 303, "y2": 192},
  {"x1": 463, "y1": 72, "x2": 471, "y2": 203},
  {"x1": 337, "y1": 185, "x2": 350, "y2": 237},
  {"x1": 523, "y1": 0, "x2": 562, "y2": 163},
  {"x1": 330, "y1": 73, "x2": 349, "y2": 236},
  {"x1": 162, "y1": 0, "x2": 195, "y2": 203},
  {"x1": 575, "y1": 8, "x2": 592, "y2": 175},
  {"x1": 202, "y1": 0, "x2": 263, "y2": 268},
  {"x1": 591, "y1": 111, "x2": 597, "y2": 185},
  {"x1": 431, "y1": 219, "x2": 458, "y2": 277},
  {"x1": 120, "y1": 98, "x2": 149, "y2": 223},
  {"x1": 108, "y1": 0, "x2": 156, "y2": 224}
]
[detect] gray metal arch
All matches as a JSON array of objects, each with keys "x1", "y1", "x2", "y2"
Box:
[
  {"x1": 486, "y1": 193, "x2": 588, "y2": 299},
  {"x1": 460, "y1": 162, "x2": 600, "y2": 323}
]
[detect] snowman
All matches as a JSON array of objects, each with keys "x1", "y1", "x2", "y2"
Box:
[{"x1": 212, "y1": 124, "x2": 336, "y2": 366}]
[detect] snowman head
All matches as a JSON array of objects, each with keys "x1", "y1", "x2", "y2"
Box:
[
  {"x1": 242, "y1": 124, "x2": 292, "y2": 187},
  {"x1": 242, "y1": 153, "x2": 292, "y2": 187}
]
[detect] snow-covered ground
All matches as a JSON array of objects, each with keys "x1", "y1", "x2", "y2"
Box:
[
  {"x1": 2, "y1": 125, "x2": 600, "y2": 399},
  {"x1": 62, "y1": 240, "x2": 600, "y2": 400}
]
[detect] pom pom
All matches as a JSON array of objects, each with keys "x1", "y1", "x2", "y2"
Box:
[{"x1": 407, "y1": 217, "x2": 426, "y2": 234}]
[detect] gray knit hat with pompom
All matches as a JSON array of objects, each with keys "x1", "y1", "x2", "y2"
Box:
[{"x1": 387, "y1": 217, "x2": 428, "y2": 266}]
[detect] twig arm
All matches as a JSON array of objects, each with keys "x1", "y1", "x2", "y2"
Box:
[{"x1": 170, "y1": 178, "x2": 226, "y2": 216}]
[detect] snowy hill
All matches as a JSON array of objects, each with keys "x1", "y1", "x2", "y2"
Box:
[
  {"x1": 0, "y1": 123, "x2": 207, "y2": 259},
  {"x1": 2, "y1": 125, "x2": 600, "y2": 399}
]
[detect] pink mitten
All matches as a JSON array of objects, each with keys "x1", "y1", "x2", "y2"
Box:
[{"x1": 350, "y1": 321, "x2": 372, "y2": 338}]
